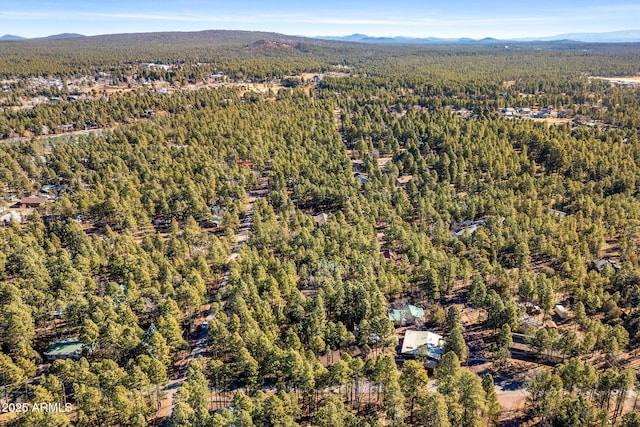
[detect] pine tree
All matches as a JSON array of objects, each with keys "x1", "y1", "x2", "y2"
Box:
[
  {"x1": 482, "y1": 374, "x2": 500, "y2": 426},
  {"x1": 445, "y1": 325, "x2": 468, "y2": 362}
]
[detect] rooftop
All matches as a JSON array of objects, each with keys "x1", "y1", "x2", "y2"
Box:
[
  {"x1": 594, "y1": 258, "x2": 621, "y2": 272},
  {"x1": 396, "y1": 175, "x2": 413, "y2": 185},
  {"x1": 400, "y1": 329, "x2": 445, "y2": 359},
  {"x1": 452, "y1": 219, "x2": 486, "y2": 237},
  {"x1": 388, "y1": 304, "x2": 425, "y2": 322},
  {"x1": 44, "y1": 337, "x2": 84, "y2": 358},
  {"x1": 313, "y1": 212, "x2": 329, "y2": 226},
  {"x1": 21, "y1": 195, "x2": 48, "y2": 204}
]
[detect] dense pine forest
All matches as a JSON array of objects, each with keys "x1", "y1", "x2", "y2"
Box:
[{"x1": 0, "y1": 31, "x2": 640, "y2": 426}]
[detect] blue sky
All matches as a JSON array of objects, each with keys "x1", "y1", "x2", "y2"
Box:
[{"x1": 2, "y1": 0, "x2": 639, "y2": 39}]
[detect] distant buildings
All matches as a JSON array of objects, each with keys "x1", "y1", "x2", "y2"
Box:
[
  {"x1": 140, "y1": 62, "x2": 173, "y2": 71},
  {"x1": 354, "y1": 173, "x2": 368, "y2": 185},
  {"x1": 39, "y1": 184, "x2": 67, "y2": 200},
  {"x1": 452, "y1": 219, "x2": 486, "y2": 237},
  {"x1": 0, "y1": 211, "x2": 22, "y2": 225},
  {"x1": 209, "y1": 205, "x2": 226, "y2": 228},
  {"x1": 351, "y1": 159, "x2": 364, "y2": 172},
  {"x1": 237, "y1": 160, "x2": 255, "y2": 168},
  {"x1": 499, "y1": 105, "x2": 566, "y2": 119},
  {"x1": 152, "y1": 215, "x2": 171, "y2": 227},
  {"x1": 501, "y1": 107, "x2": 516, "y2": 117},
  {"x1": 57, "y1": 124, "x2": 75, "y2": 132},
  {"x1": 313, "y1": 212, "x2": 329, "y2": 227},
  {"x1": 593, "y1": 258, "x2": 621, "y2": 272},
  {"x1": 549, "y1": 209, "x2": 568, "y2": 217}
]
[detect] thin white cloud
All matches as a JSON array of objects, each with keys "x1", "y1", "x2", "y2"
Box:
[
  {"x1": 0, "y1": 10, "x2": 62, "y2": 19},
  {"x1": 588, "y1": 4, "x2": 640, "y2": 12},
  {"x1": 0, "y1": 9, "x2": 566, "y2": 27}
]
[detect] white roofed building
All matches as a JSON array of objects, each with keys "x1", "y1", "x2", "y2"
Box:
[{"x1": 400, "y1": 330, "x2": 445, "y2": 362}]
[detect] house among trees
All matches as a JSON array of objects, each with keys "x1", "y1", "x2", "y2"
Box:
[
  {"x1": 44, "y1": 337, "x2": 84, "y2": 361},
  {"x1": 152, "y1": 214, "x2": 171, "y2": 227},
  {"x1": 509, "y1": 333, "x2": 536, "y2": 361},
  {"x1": 501, "y1": 107, "x2": 516, "y2": 117},
  {"x1": 20, "y1": 195, "x2": 47, "y2": 208},
  {"x1": 354, "y1": 172, "x2": 368, "y2": 185},
  {"x1": 518, "y1": 302, "x2": 542, "y2": 315},
  {"x1": 554, "y1": 305, "x2": 569, "y2": 320},
  {"x1": 388, "y1": 303, "x2": 425, "y2": 326},
  {"x1": 351, "y1": 159, "x2": 364, "y2": 172},
  {"x1": 1, "y1": 211, "x2": 22, "y2": 225},
  {"x1": 237, "y1": 160, "x2": 255, "y2": 168},
  {"x1": 519, "y1": 302, "x2": 544, "y2": 329},
  {"x1": 452, "y1": 219, "x2": 486, "y2": 237},
  {"x1": 400, "y1": 329, "x2": 445, "y2": 367},
  {"x1": 209, "y1": 205, "x2": 226, "y2": 227},
  {"x1": 549, "y1": 208, "x2": 568, "y2": 217},
  {"x1": 39, "y1": 184, "x2": 67, "y2": 199},
  {"x1": 593, "y1": 258, "x2": 621, "y2": 272},
  {"x1": 312, "y1": 212, "x2": 328, "y2": 227},
  {"x1": 58, "y1": 124, "x2": 75, "y2": 132}
]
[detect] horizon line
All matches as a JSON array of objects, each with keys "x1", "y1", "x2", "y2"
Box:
[{"x1": 2, "y1": 27, "x2": 640, "y2": 43}]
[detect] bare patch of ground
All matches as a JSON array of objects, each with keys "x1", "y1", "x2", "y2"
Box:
[
  {"x1": 591, "y1": 76, "x2": 640, "y2": 85},
  {"x1": 601, "y1": 238, "x2": 621, "y2": 261},
  {"x1": 529, "y1": 117, "x2": 572, "y2": 125},
  {"x1": 377, "y1": 156, "x2": 392, "y2": 169}
]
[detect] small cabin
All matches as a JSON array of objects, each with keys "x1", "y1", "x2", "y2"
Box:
[
  {"x1": 554, "y1": 305, "x2": 569, "y2": 320},
  {"x1": 354, "y1": 173, "x2": 368, "y2": 185},
  {"x1": 593, "y1": 258, "x2": 621, "y2": 272},
  {"x1": 313, "y1": 212, "x2": 328, "y2": 227}
]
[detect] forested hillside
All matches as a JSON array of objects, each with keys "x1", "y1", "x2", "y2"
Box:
[{"x1": 0, "y1": 32, "x2": 640, "y2": 426}]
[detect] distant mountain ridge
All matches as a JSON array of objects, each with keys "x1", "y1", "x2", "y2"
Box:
[
  {"x1": 0, "y1": 33, "x2": 85, "y2": 41},
  {"x1": 0, "y1": 30, "x2": 344, "y2": 51},
  {"x1": 1, "y1": 29, "x2": 639, "y2": 44},
  {"x1": 319, "y1": 33, "x2": 500, "y2": 44},
  {"x1": 39, "y1": 33, "x2": 86, "y2": 40},
  {"x1": 515, "y1": 29, "x2": 640, "y2": 43},
  {"x1": 0, "y1": 34, "x2": 26, "y2": 41},
  {"x1": 318, "y1": 29, "x2": 640, "y2": 44}
]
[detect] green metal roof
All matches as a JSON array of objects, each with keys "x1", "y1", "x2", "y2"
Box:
[
  {"x1": 44, "y1": 338, "x2": 84, "y2": 357},
  {"x1": 388, "y1": 305, "x2": 425, "y2": 322},
  {"x1": 388, "y1": 309, "x2": 405, "y2": 322},
  {"x1": 407, "y1": 304, "x2": 425, "y2": 318}
]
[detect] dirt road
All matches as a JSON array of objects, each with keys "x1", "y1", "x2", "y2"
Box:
[{"x1": 159, "y1": 177, "x2": 268, "y2": 424}]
